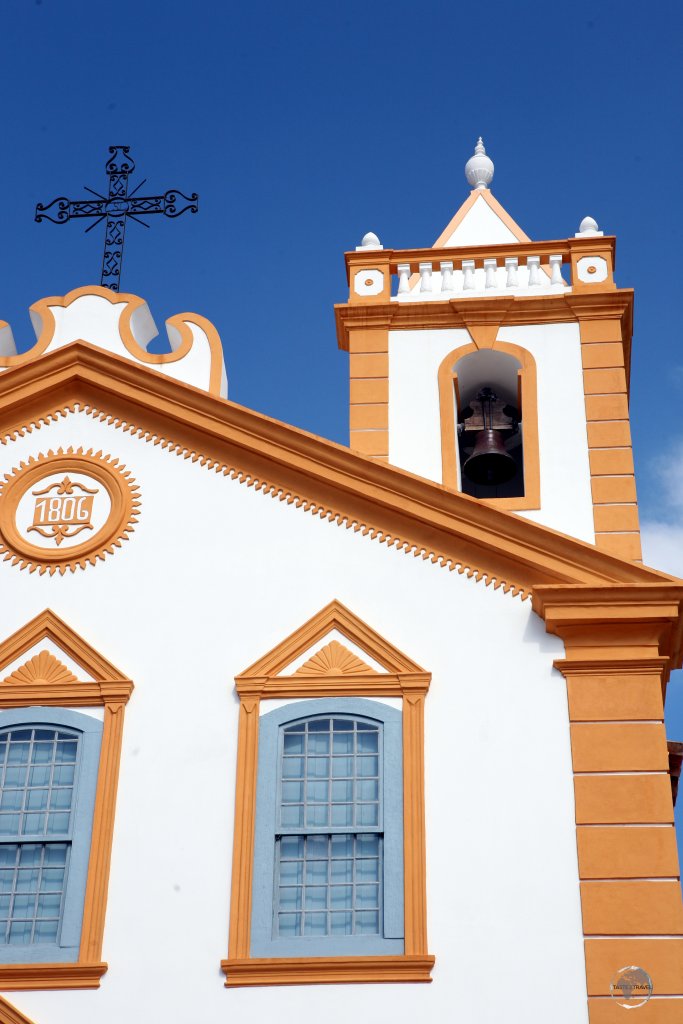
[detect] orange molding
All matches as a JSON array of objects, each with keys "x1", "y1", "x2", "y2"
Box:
[
  {"x1": 0, "y1": 448, "x2": 140, "y2": 575},
  {"x1": 0, "y1": 342, "x2": 674, "y2": 606},
  {"x1": 220, "y1": 955, "x2": 435, "y2": 987},
  {"x1": 0, "y1": 996, "x2": 36, "y2": 1024},
  {"x1": 0, "y1": 611, "x2": 132, "y2": 985},
  {"x1": 225, "y1": 600, "x2": 433, "y2": 986},
  {"x1": 437, "y1": 339, "x2": 540, "y2": 510},
  {"x1": 0, "y1": 285, "x2": 225, "y2": 397},
  {"x1": 336, "y1": 289, "x2": 633, "y2": 352},
  {"x1": 0, "y1": 962, "x2": 107, "y2": 990}
]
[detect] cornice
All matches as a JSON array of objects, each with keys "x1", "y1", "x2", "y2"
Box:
[
  {"x1": 0, "y1": 341, "x2": 675, "y2": 601},
  {"x1": 335, "y1": 289, "x2": 634, "y2": 350}
]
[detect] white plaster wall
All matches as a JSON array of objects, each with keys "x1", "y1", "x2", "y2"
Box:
[
  {"x1": 1, "y1": 412, "x2": 587, "y2": 1024},
  {"x1": 388, "y1": 322, "x2": 595, "y2": 543},
  {"x1": 442, "y1": 193, "x2": 520, "y2": 247}
]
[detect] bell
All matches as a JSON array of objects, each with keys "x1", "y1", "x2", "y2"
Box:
[{"x1": 463, "y1": 428, "x2": 517, "y2": 485}]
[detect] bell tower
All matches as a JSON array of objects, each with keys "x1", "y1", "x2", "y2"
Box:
[{"x1": 335, "y1": 139, "x2": 641, "y2": 561}]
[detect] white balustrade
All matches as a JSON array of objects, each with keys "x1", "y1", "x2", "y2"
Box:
[
  {"x1": 419, "y1": 262, "x2": 433, "y2": 292},
  {"x1": 397, "y1": 263, "x2": 411, "y2": 294},
  {"x1": 440, "y1": 260, "x2": 454, "y2": 292},
  {"x1": 484, "y1": 258, "x2": 498, "y2": 289},
  {"x1": 549, "y1": 254, "x2": 563, "y2": 286},
  {"x1": 527, "y1": 255, "x2": 541, "y2": 286},
  {"x1": 390, "y1": 251, "x2": 572, "y2": 297}
]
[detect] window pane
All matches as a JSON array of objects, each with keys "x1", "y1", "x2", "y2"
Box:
[
  {"x1": 281, "y1": 805, "x2": 303, "y2": 828},
  {"x1": 358, "y1": 804, "x2": 379, "y2": 826},
  {"x1": 307, "y1": 733, "x2": 329, "y2": 755},
  {"x1": 330, "y1": 911, "x2": 352, "y2": 935},
  {"x1": 332, "y1": 732, "x2": 353, "y2": 755},
  {"x1": 331, "y1": 780, "x2": 353, "y2": 802},
  {"x1": 278, "y1": 913, "x2": 301, "y2": 936},
  {"x1": 280, "y1": 836, "x2": 303, "y2": 860},
  {"x1": 330, "y1": 804, "x2": 353, "y2": 827},
  {"x1": 283, "y1": 734, "x2": 304, "y2": 755}
]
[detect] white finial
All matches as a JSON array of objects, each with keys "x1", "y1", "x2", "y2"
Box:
[
  {"x1": 356, "y1": 231, "x2": 383, "y2": 251},
  {"x1": 465, "y1": 137, "x2": 494, "y2": 190},
  {"x1": 575, "y1": 216, "x2": 603, "y2": 237}
]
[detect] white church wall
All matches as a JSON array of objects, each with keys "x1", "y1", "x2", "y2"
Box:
[
  {"x1": 388, "y1": 320, "x2": 595, "y2": 543},
  {"x1": 1, "y1": 411, "x2": 587, "y2": 1024}
]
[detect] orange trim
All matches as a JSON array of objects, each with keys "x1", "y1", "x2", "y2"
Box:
[
  {"x1": 0, "y1": 963, "x2": 106, "y2": 990},
  {"x1": 221, "y1": 955, "x2": 435, "y2": 986},
  {"x1": 0, "y1": 285, "x2": 225, "y2": 397},
  {"x1": 0, "y1": 996, "x2": 37, "y2": 1024},
  {"x1": 0, "y1": 611, "x2": 132, "y2": 988},
  {"x1": 225, "y1": 600, "x2": 433, "y2": 986},
  {"x1": 0, "y1": 448, "x2": 140, "y2": 575},
  {"x1": 437, "y1": 339, "x2": 540, "y2": 510}
]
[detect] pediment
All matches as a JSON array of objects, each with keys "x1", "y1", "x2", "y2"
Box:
[
  {"x1": 432, "y1": 189, "x2": 531, "y2": 249},
  {"x1": 0, "y1": 340, "x2": 677, "y2": 602},
  {"x1": 236, "y1": 600, "x2": 429, "y2": 698},
  {"x1": 0, "y1": 609, "x2": 132, "y2": 707}
]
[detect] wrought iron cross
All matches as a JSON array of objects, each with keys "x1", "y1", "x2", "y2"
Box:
[{"x1": 35, "y1": 146, "x2": 198, "y2": 292}]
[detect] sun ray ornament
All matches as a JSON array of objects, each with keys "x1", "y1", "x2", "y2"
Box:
[{"x1": 35, "y1": 145, "x2": 199, "y2": 293}]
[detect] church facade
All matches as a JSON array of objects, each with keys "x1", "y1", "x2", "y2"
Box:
[{"x1": 0, "y1": 141, "x2": 679, "y2": 1023}]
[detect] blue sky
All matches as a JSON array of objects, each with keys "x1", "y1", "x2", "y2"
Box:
[{"x1": 1, "y1": 1, "x2": 683, "y2": 847}]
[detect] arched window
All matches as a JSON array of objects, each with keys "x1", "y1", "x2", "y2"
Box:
[
  {"x1": 0, "y1": 708, "x2": 102, "y2": 962},
  {"x1": 250, "y1": 698, "x2": 403, "y2": 957},
  {"x1": 438, "y1": 342, "x2": 540, "y2": 510}
]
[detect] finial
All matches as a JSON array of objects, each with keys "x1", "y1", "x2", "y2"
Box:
[
  {"x1": 356, "y1": 231, "x2": 383, "y2": 251},
  {"x1": 575, "y1": 216, "x2": 604, "y2": 238},
  {"x1": 465, "y1": 137, "x2": 494, "y2": 190}
]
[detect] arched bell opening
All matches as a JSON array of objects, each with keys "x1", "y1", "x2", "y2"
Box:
[{"x1": 452, "y1": 349, "x2": 525, "y2": 499}]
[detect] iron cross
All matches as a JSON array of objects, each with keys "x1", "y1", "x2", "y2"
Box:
[{"x1": 35, "y1": 145, "x2": 198, "y2": 292}]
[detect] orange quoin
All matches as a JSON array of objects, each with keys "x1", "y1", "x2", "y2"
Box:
[{"x1": 0, "y1": 138, "x2": 678, "y2": 1024}]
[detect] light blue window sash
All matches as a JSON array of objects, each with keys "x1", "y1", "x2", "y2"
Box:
[
  {"x1": 0, "y1": 708, "x2": 102, "y2": 964},
  {"x1": 251, "y1": 697, "x2": 404, "y2": 957}
]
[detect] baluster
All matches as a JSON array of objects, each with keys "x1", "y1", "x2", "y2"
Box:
[
  {"x1": 505, "y1": 257, "x2": 518, "y2": 288},
  {"x1": 484, "y1": 258, "x2": 497, "y2": 289},
  {"x1": 527, "y1": 256, "x2": 541, "y2": 286},
  {"x1": 549, "y1": 254, "x2": 563, "y2": 286},
  {"x1": 397, "y1": 263, "x2": 411, "y2": 294},
  {"x1": 462, "y1": 259, "x2": 475, "y2": 290},
  {"x1": 440, "y1": 260, "x2": 454, "y2": 292},
  {"x1": 419, "y1": 262, "x2": 433, "y2": 292}
]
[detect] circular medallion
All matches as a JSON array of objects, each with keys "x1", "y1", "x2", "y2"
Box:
[{"x1": 0, "y1": 449, "x2": 140, "y2": 574}]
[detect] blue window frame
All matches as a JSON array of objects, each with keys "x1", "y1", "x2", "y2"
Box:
[
  {"x1": 251, "y1": 697, "x2": 404, "y2": 957},
  {"x1": 0, "y1": 708, "x2": 102, "y2": 964}
]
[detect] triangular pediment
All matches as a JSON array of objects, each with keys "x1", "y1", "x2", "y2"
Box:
[
  {"x1": 239, "y1": 601, "x2": 424, "y2": 683},
  {"x1": 235, "y1": 601, "x2": 430, "y2": 698},
  {"x1": 0, "y1": 610, "x2": 132, "y2": 707},
  {"x1": 432, "y1": 189, "x2": 531, "y2": 249},
  {"x1": 0, "y1": 340, "x2": 678, "y2": 606}
]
